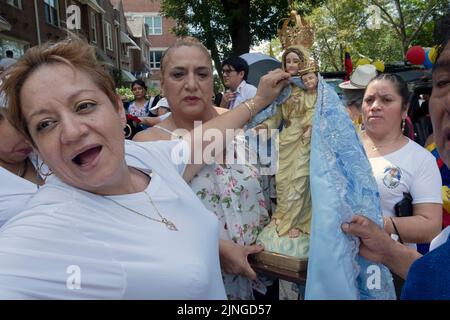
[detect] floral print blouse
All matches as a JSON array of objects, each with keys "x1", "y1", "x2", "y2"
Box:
[{"x1": 190, "y1": 162, "x2": 270, "y2": 300}]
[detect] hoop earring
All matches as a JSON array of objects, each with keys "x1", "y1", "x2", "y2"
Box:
[
  {"x1": 38, "y1": 161, "x2": 53, "y2": 181},
  {"x1": 124, "y1": 123, "x2": 132, "y2": 139},
  {"x1": 401, "y1": 119, "x2": 406, "y2": 133}
]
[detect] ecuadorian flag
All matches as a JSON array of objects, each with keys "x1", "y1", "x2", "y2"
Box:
[{"x1": 427, "y1": 142, "x2": 450, "y2": 228}]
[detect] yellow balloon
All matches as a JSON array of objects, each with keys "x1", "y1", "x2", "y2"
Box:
[
  {"x1": 372, "y1": 60, "x2": 385, "y2": 72},
  {"x1": 428, "y1": 46, "x2": 438, "y2": 64},
  {"x1": 356, "y1": 58, "x2": 370, "y2": 66}
]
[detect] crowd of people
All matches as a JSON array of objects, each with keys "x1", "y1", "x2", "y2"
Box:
[{"x1": 0, "y1": 24, "x2": 449, "y2": 299}]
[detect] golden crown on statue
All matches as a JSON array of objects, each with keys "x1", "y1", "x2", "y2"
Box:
[{"x1": 277, "y1": 10, "x2": 315, "y2": 49}]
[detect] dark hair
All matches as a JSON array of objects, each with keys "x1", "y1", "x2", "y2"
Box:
[
  {"x1": 131, "y1": 79, "x2": 147, "y2": 91},
  {"x1": 221, "y1": 56, "x2": 249, "y2": 81},
  {"x1": 366, "y1": 73, "x2": 410, "y2": 110},
  {"x1": 5, "y1": 50, "x2": 13, "y2": 58},
  {"x1": 432, "y1": 10, "x2": 450, "y2": 72},
  {"x1": 343, "y1": 89, "x2": 365, "y2": 111}
]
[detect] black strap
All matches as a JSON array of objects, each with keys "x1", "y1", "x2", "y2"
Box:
[{"x1": 389, "y1": 217, "x2": 404, "y2": 244}]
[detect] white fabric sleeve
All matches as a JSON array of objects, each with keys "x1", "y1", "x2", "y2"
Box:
[
  {"x1": 125, "y1": 139, "x2": 190, "y2": 175},
  {"x1": 410, "y1": 154, "x2": 443, "y2": 204}
]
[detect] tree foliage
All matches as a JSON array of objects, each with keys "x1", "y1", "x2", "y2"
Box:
[
  {"x1": 310, "y1": 0, "x2": 446, "y2": 71},
  {"x1": 160, "y1": 0, "x2": 323, "y2": 75},
  {"x1": 371, "y1": 0, "x2": 446, "y2": 55}
]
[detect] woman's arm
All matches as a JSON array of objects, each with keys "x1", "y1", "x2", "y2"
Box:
[
  {"x1": 182, "y1": 69, "x2": 290, "y2": 182},
  {"x1": 253, "y1": 105, "x2": 283, "y2": 138},
  {"x1": 139, "y1": 116, "x2": 163, "y2": 127},
  {"x1": 385, "y1": 203, "x2": 442, "y2": 243}
]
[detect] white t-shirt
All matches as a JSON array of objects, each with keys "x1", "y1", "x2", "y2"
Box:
[
  {"x1": 369, "y1": 139, "x2": 442, "y2": 247},
  {"x1": 0, "y1": 155, "x2": 40, "y2": 227},
  {"x1": 0, "y1": 140, "x2": 226, "y2": 299}
]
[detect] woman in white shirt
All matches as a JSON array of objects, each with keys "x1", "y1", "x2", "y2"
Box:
[
  {"x1": 0, "y1": 106, "x2": 43, "y2": 226},
  {"x1": 0, "y1": 36, "x2": 289, "y2": 299},
  {"x1": 360, "y1": 73, "x2": 442, "y2": 247}
]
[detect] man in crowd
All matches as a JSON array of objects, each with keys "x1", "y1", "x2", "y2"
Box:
[
  {"x1": 220, "y1": 56, "x2": 257, "y2": 109},
  {"x1": 0, "y1": 50, "x2": 17, "y2": 70}
]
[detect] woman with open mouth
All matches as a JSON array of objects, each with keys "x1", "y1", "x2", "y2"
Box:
[{"x1": 0, "y1": 35, "x2": 289, "y2": 299}]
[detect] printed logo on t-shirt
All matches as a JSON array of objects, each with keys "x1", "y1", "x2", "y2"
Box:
[{"x1": 382, "y1": 165, "x2": 402, "y2": 189}]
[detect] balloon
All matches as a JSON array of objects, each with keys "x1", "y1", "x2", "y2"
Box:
[
  {"x1": 372, "y1": 60, "x2": 385, "y2": 72},
  {"x1": 406, "y1": 46, "x2": 426, "y2": 65},
  {"x1": 356, "y1": 58, "x2": 370, "y2": 66},
  {"x1": 423, "y1": 48, "x2": 433, "y2": 69},
  {"x1": 428, "y1": 46, "x2": 438, "y2": 64}
]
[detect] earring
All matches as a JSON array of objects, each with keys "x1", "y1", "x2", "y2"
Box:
[
  {"x1": 37, "y1": 161, "x2": 53, "y2": 181},
  {"x1": 401, "y1": 119, "x2": 406, "y2": 133},
  {"x1": 124, "y1": 123, "x2": 132, "y2": 139}
]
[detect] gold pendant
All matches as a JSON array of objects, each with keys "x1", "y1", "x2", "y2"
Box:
[
  {"x1": 284, "y1": 119, "x2": 291, "y2": 128},
  {"x1": 162, "y1": 218, "x2": 178, "y2": 231}
]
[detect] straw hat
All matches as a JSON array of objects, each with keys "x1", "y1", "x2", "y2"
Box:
[{"x1": 339, "y1": 64, "x2": 377, "y2": 90}]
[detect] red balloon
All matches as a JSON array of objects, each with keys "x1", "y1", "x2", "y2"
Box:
[{"x1": 406, "y1": 46, "x2": 426, "y2": 65}]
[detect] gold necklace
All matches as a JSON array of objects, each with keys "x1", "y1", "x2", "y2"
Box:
[
  {"x1": 369, "y1": 133, "x2": 403, "y2": 152},
  {"x1": 107, "y1": 191, "x2": 178, "y2": 231}
]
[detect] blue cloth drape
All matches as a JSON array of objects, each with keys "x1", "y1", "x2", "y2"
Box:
[{"x1": 248, "y1": 75, "x2": 396, "y2": 299}]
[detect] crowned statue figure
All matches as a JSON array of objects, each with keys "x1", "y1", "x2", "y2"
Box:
[{"x1": 248, "y1": 8, "x2": 396, "y2": 299}]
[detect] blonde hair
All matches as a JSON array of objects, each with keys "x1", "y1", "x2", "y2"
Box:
[
  {"x1": 160, "y1": 36, "x2": 212, "y2": 75},
  {"x1": 1, "y1": 36, "x2": 117, "y2": 143}
]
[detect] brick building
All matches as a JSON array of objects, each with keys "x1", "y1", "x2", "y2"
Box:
[
  {"x1": 121, "y1": 0, "x2": 177, "y2": 89},
  {"x1": 0, "y1": 0, "x2": 148, "y2": 86}
]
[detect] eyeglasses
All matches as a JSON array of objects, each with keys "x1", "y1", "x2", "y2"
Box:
[{"x1": 222, "y1": 68, "x2": 236, "y2": 75}]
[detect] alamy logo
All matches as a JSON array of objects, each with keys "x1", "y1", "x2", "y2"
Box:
[
  {"x1": 366, "y1": 265, "x2": 381, "y2": 290},
  {"x1": 66, "y1": 265, "x2": 81, "y2": 290},
  {"x1": 169, "y1": 121, "x2": 279, "y2": 175},
  {"x1": 66, "y1": 5, "x2": 81, "y2": 30}
]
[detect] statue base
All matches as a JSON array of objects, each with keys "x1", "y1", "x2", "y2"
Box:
[
  {"x1": 256, "y1": 223, "x2": 310, "y2": 258},
  {"x1": 251, "y1": 223, "x2": 309, "y2": 282},
  {"x1": 251, "y1": 250, "x2": 308, "y2": 272}
]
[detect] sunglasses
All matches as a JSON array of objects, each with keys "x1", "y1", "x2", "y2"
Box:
[{"x1": 222, "y1": 68, "x2": 237, "y2": 75}]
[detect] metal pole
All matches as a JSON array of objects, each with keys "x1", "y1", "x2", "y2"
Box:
[{"x1": 33, "y1": 0, "x2": 41, "y2": 45}]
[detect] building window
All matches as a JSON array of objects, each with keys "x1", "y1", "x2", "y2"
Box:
[
  {"x1": 104, "y1": 21, "x2": 113, "y2": 50},
  {"x1": 6, "y1": 0, "x2": 22, "y2": 9},
  {"x1": 144, "y1": 16, "x2": 162, "y2": 35},
  {"x1": 44, "y1": 0, "x2": 59, "y2": 26},
  {"x1": 90, "y1": 12, "x2": 97, "y2": 43},
  {"x1": 121, "y1": 43, "x2": 129, "y2": 57},
  {"x1": 149, "y1": 50, "x2": 163, "y2": 69}
]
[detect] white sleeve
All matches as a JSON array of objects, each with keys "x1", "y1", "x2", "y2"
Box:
[
  {"x1": 410, "y1": 154, "x2": 443, "y2": 204},
  {"x1": 125, "y1": 139, "x2": 190, "y2": 176}
]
